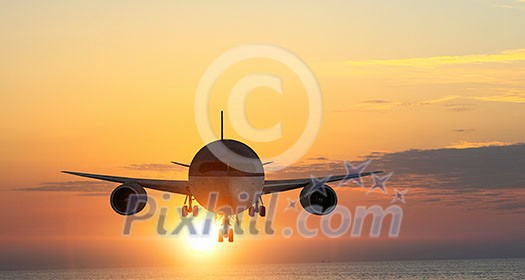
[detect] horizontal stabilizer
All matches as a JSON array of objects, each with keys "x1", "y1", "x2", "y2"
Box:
[{"x1": 171, "y1": 161, "x2": 190, "y2": 168}]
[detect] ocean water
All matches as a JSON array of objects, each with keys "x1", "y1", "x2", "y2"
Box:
[{"x1": 1, "y1": 258, "x2": 523, "y2": 279}]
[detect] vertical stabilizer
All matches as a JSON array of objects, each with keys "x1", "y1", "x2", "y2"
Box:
[{"x1": 221, "y1": 110, "x2": 224, "y2": 140}]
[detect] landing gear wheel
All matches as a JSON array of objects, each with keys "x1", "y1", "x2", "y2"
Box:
[
  {"x1": 259, "y1": 205, "x2": 266, "y2": 217},
  {"x1": 218, "y1": 229, "x2": 224, "y2": 242},
  {"x1": 248, "y1": 206, "x2": 255, "y2": 217},
  {"x1": 182, "y1": 205, "x2": 188, "y2": 217},
  {"x1": 192, "y1": 206, "x2": 198, "y2": 217},
  {"x1": 228, "y1": 228, "x2": 234, "y2": 242}
]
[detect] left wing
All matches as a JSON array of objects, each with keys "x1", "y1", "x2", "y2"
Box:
[
  {"x1": 62, "y1": 171, "x2": 189, "y2": 194},
  {"x1": 262, "y1": 171, "x2": 382, "y2": 194}
]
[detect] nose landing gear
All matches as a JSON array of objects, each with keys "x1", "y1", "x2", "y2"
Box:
[
  {"x1": 182, "y1": 194, "x2": 198, "y2": 217},
  {"x1": 218, "y1": 215, "x2": 234, "y2": 242},
  {"x1": 217, "y1": 195, "x2": 267, "y2": 243}
]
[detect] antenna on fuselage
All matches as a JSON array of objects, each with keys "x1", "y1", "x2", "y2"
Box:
[{"x1": 220, "y1": 110, "x2": 224, "y2": 140}]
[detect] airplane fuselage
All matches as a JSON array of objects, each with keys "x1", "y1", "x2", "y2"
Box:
[{"x1": 188, "y1": 139, "x2": 265, "y2": 215}]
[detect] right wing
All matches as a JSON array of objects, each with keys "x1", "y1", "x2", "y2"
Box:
[
  {"x1": 62, "y1": 171, "x2": 189, "y2": 194},
  {"x1": 262, "y1": 171, "x2": 382, "y2": 194}
]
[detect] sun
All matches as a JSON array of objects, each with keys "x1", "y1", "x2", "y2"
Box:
[
  {"x1": 181, "y1": 213, "x2": 221, "y2": 253},
  {"x1": 188, "y1": 235, "x2": 217, "y2": 252}
]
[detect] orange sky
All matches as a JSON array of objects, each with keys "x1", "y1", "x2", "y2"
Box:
[{"x1": 1, "y1": 0, "x2": 525, "y2": 270}]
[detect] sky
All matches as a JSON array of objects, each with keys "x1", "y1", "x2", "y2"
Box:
[{"x1": 1, "y1": 0, "x2": 525, "y2": 270}]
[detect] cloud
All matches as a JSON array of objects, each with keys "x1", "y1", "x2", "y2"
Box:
[
  {"x1": 492, "y1": 0, "x2": 525, "y2": 10},
  {"x1": 345, "y1": 49, "x2": 525, "y2": 67},
  {"x1": 452, "y1": 128, "x2": 475, "y2": 133},
  {"x1": 15, "y1": 181, "x2": 114, "y2": 193},
  {"x1": 444, "y1": 141, "x2": 514, "y2": 149},
  {"x1": 443, "y1": 103, "x2": 475, "y2": 112},
  {"x1": 411, "y1": 94, "x2": 525, "y2": 106},
  {"x1": 423, "y1": 94, "x2": 525, "y2": 108},
  {"x1": 78, "y1": 193, "x2": 109, "y2": 197},
  {"x1": 367, "y1": 143, "x2": 525, "y2": 189},
  {"x1": 350, "y1": 93, "x2": 525, "y2": 112},
  {"x1": 269, "y1": 143, "x2": 525, "y2": 213},
  {"x1": 474, "y1": 94, "x2": 525, "y2": 103},
  {"x1": 306, "y1": 156, "x2": 329, "y2": 161},
  {"x1": 124, "y1": 163, "x2": 176, "y2": 171},
  {"x1": 361, "y1": 99, "x2": 392, "y2": 104}
]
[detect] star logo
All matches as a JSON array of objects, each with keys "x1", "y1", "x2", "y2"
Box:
[
  {"x1": 391, "y1": 188, "x2": 407, "y2": 204},
  {"x1": 339, "y1": 159, "x2": 371, "y2": 187},
  {"x1": 284, "y1": 198, "x2": 298, "y2": 211},
  {"x1": 367, "y1": 172, "x2": 393, "y2": 194},
  {"x1": 308, "y1": 175, "x2": 331, "y2": 196}
]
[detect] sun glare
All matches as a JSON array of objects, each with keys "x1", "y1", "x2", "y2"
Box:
[
  {"x1": 188, "y1": 235, "x2": 217, "y2": 252},
  {"x1": 181, "y1": 213, "x2": 221, "y2": 254}
]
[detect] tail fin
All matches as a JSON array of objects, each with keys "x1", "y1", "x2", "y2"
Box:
[{"x1": 221, "y1": 110, "x2": 224, "y2": 140}]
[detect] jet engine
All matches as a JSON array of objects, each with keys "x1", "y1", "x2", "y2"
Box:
[
  {"x1": 110, "y1": 184, "x2": 147, "y2": 215},
  {"x1": 299, "y1": 184, "x2": 338, "y2": 215}
]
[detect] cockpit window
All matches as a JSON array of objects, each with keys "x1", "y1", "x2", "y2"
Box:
[
  {"x1": 199, "y1": 161, "x2": 228, "y2": 174},
  {"x1": 195, "y1": 161, "x2": 262, "y2": 176}
]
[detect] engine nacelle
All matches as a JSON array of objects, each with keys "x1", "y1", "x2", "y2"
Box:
[
  {"x1": 110, "y1": 184, "x2": 147, "y2": 215},
  {"x1": 299, "y1": 184, "x2": 338, "y2": 215}
]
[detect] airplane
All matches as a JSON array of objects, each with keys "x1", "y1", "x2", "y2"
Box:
[{"x1": 63, "y1": 111, "x2": 382, "y2": 242}]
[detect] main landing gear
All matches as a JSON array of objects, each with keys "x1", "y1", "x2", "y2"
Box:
[
  {"x1": 248, "y1": 195, "x2": 266, "y2": 217},
  {"x1": 218, "y1": 215, "x2": 234, "y2": 242},
  {"x1": 181, "y1": 194, "x2": 198, "y2": 217}
]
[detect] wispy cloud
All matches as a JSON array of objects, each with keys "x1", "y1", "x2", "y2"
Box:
[
  {"x1": 444, "y1": 141, "x2": 514, "y2": 149},
  {"x1": 124, "y1": 163, "x2": 176, "y2": 171},
  {"x1": 492, "y1": 0, "x2": 525, "y2": 10},
  {"x1": 349, "y1": 93, "x2": 525, "y2": 112},
  {"x1": 345, "y1": 49, "x2": 525, "y2": 67},
  {"x1": 443, "y1": 103, "x2": 474, "y2": 112},
  {"x1": 424, "y1": 94, "x2": 525, "y2": 105},
  {"x1": 14, "y1": 181, "x2": 114, "y2": 193},
  {"x1": 453, "y1": 128, "x2": 475, "y2": 133},
  {"x1": 361, "y1": 99, "x2": 392, "y2": 104},
  {"x1": 474, "y1": 94, "x2": 525, "y2": 103}
]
